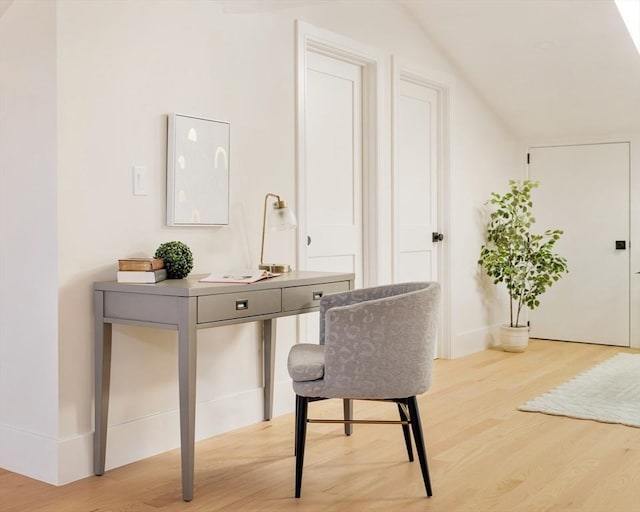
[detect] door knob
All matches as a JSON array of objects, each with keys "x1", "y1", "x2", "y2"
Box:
[
  {"x1": 615, "y1": 240, "x2": 626, "y2": 250},
  {"x1": 432, "y1": 232, "x2": 444, "y2": 243},
  {"x1": 307, "y1": 235, "x2": 312, "y2": 246}
]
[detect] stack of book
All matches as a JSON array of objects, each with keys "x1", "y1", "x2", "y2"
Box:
[{"x1": 117, "y1": 258, "x2": 167, "y2": 283}]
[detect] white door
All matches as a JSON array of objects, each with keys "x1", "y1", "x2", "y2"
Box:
[
  {"x1": 529, "y1": 143, "x2": 630, "y2": 347},
  {"x1": 394, "y1": 78, "x2": 439, "y2": 283},
  {"x1": 300, "y1": 51, "x2": 364, "y2": 340},
  {"x1": 303, "y1": 51, "x2": 363, "y2": 281}
]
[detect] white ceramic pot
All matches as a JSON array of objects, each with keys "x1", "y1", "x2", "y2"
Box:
[{"x1": 500, "y1": 324, "x2": 530, "y2": 352}]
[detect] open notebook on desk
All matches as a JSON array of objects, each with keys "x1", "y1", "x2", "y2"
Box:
[{"x1": 199, "y1": 269, "x2": 281, "y2": 284}]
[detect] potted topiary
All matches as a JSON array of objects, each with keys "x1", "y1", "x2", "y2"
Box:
[
  {"x1": 154, "y1": 241, "x2": 194, "y2": 279},
  {"x1": 478, "y1": 180, "x2": 568, "y2": 352}
]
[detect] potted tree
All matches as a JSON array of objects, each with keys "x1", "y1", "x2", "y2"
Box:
[{"x1": 478, "y1": 180, "x2": 568, "y2": 352}]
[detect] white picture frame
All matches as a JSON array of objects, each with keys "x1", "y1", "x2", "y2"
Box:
[{"x1": 167, "y1": 113, "x2": 230, "y2": 226}]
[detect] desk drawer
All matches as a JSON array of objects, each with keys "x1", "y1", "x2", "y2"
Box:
[
  {"x1": 283, "y1": 280, "x2": 350, "y2": 312},
  {"x1": 197, "y1": 289, "x2": 282, "y2": 323},
  {"x1": 104, "y1": 292, "x2": 179, "y2": 324}
]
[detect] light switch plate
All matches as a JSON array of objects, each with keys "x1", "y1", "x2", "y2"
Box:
[{"x1": 133, "y1": 166, "x2": 148, "y2": 196}]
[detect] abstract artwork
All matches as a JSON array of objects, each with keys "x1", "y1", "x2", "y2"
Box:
[{"x1": 167, "y1": 113, "x2": 230, "y2": 226}]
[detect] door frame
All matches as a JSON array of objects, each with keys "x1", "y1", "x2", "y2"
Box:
[
  {"x1": 391, "y1": 58, "x2": 452, "y2": 358},
  {"x1": 526, "y1": 135, "x2": 640, "y2": 349},
  {"x1": 295, "y1": 20, "x2": 384, "y2": 287}
]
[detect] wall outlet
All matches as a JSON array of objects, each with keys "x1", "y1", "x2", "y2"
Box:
[{"x1": 132, "y1": 166, "x2": 148, "y2": 196}]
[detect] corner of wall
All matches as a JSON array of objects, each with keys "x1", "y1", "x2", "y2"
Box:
[
  {"x1": 0, "y1": 0, "x2": 60, "y2": 485},
  {"x1": 0, "y1": 424, "x2": 59, "y2": 485},
  {"x1": 451, "y1": 325, "x2": 500, "y2": 359}
]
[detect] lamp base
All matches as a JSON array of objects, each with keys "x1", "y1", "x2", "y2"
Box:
[{"x1": 259, "y1": 263, "x2": 292, "y2": 273}]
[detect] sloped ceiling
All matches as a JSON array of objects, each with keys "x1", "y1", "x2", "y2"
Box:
[
  {"x1": 1, "y1": 0, "x2": 636, "y2": 139},
  {"x1": 400, "y1": 0, "x2": 640, "y2": 140}
]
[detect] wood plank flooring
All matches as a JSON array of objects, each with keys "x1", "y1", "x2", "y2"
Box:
[{"x1": 1, "y1": 340, "x2": 639, "y2": 511}]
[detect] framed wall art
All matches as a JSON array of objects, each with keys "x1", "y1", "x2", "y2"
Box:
[{"x1": 167, "y1": 113, "x2": 230, "y2": 226}]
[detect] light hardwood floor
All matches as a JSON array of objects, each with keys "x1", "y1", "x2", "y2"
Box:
[{"x1": 1, "y1": 340, "x2": 639, "y2": 512}]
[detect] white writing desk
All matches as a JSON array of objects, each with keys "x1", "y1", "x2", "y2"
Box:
[{"x1": 93, "y1": 270, "x2": 354, "y2": 501}]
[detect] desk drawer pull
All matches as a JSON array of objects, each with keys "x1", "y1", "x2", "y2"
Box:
[
  {"x1": 313, "y1": 291, "x2": 323, "y2": 300},
  {"x1": 236, "y1": 299, "x2": 249, "y2": 310}
]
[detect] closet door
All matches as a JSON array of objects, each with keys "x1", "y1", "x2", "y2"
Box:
[
  {"x1": 394, "y1": 78, "x2": 439, "y2": 284},
  {"x1": 299, "y1": 50, "x2": 364, "y2": 342},
  {"x1": 303, "y1": 51, "x2": 364, "y2": 286}
]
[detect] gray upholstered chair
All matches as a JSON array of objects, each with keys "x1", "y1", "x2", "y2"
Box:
[{"x1": 287, "y1": 282, "x2": 440, "y2": 498}]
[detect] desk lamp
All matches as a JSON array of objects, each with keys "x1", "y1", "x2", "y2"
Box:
[{"x1": 259, "y1": 193, "x2": 298, "y2": 273}]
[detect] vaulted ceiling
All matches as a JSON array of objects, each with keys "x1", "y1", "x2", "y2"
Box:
[
  {"x1": 3, "y1": 0, "x2": 638, "y2": 140},
  {"x1": 400, "y1": 0, "x2": 640, "y2": 140}
]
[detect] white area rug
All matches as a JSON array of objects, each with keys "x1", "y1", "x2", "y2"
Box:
[{"x1": 519, "y1": 353, "x2": 640, "y2": 428}]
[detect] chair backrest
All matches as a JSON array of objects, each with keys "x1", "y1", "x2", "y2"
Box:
[{"x1": 319, "y1": 282, "x2": 440, "y2": 399}]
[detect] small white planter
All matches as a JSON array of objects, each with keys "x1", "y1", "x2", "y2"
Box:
[{"x1": 500, "y1": 325, "x2": 530, "y2": 352}]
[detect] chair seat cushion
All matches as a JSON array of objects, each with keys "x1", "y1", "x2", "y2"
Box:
[{"x1": 287, "y1": 344, "x2": 325, "y2": 382}]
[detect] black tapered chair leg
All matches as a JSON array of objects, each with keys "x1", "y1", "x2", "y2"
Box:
[
  {"x1": 295, "y1": 395, "x2": 309, "y2": 498},
  {"x1": 397, "y1": 402, "x2": 414, "y2": 462},
  {"x1": 407, "y1": 396, "x2": 432, "y2": 497},
  {"x1": 343, "y1": 398, "x2": 353, "y2": 436},
  {"x1": 294, "y1": 394, "x2": 300, "y2": 456}
]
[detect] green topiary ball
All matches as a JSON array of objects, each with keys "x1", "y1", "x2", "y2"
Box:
[{"x1": 154, "y1": 241, "x2": 193, "y2": 279}]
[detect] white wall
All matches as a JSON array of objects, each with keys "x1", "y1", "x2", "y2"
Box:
[
  {"x1": 449, "y1": 84, "x2": 522, "y2": 357},
  {"x1": 0, "y1": 0, "x2": 59, "y2": 483},
  {"x1": 1, "y1": 0, "x2": 519, "y2": 484}
]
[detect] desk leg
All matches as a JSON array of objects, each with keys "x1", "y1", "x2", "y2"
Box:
[
  {"x1": 178, "y1": 297, "x2": 197, "y2": 502},
  {"x1": 94, "y1": 291, "x2": 112, "y2": 476},
  {"x1": 263, "y1": 319, "x2": 276, "y2": 421}
]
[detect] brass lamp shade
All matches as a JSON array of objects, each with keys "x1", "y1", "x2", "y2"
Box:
[{"x1": 260, "y1": 193, "x2": 297, "y2": 273}]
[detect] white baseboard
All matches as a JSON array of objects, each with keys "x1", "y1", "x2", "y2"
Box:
[
  {"x1": 56, "y1": 380, "x2": 296, "y2": 485},
  {"x1": 0, "y1": 423, "x2": 58, "y2": 484},
  {"x1": 452, "y1": 325, "x2": 499, "y2": 358},
  {"x1": 58, "y1": 431, "x2": 93, "y2": 484}
]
